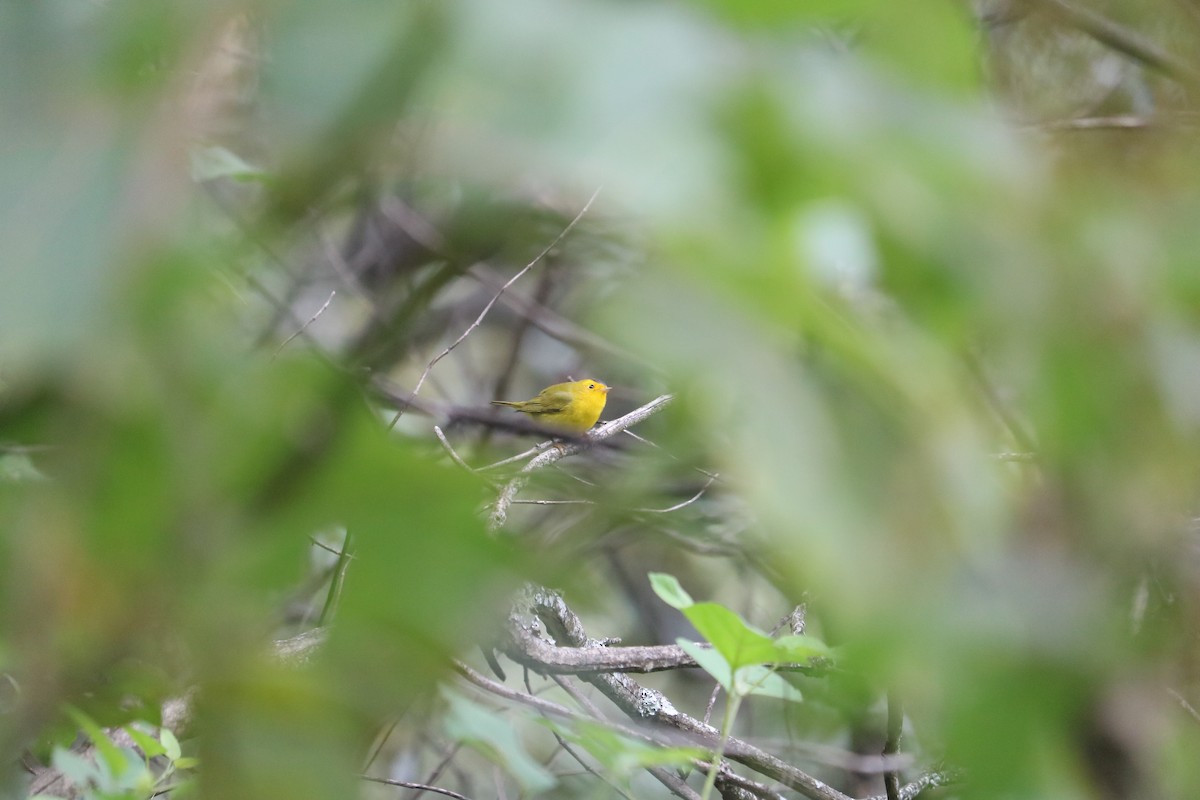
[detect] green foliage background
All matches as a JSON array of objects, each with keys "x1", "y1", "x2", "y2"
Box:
[{"x1": 4, "y1": 0, "x2": 1200, "y2": 798}]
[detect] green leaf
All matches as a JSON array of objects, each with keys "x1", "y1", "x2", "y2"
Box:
[
  {"x1": 0, "y1": 452, "x2": 47, "y2": 482},
  {"x1": 682, "y1": 602, "x2": 780, "y2": 670},
  {"x1": 656, "y1": 576, "x2": 830, "y2": 674},
  {"x1": 110, "y1": 749, "x2": 150, "y2": 791},
  {"x1": 773, "y1": 634, "x2": 833, "y2": 663},
  {"x1": 551, "y1": 720, "x2": 702, "y2": 775},
  {"x1": 691, "y1": 0, "x2": 881, "y2": 30},
  {"x1": 172, "y1": 756, "x2": 199, "y2": 770},
  {"x1": 442, "y1": 688, "x2": 556, "y2": 794},
  {"x1": 677, "y1": 639, "x2": 732, "y2": 692},
  {"x1": 648, "y1": 572, "x2": 693, "y2": 609},
  {"x1": 188, "y1": 145, "x2": 269, "y2": 183},
  {"x1": 50, "y1": 747, "x2": 99, "y2": 788},
  {"x1": 158, "y1": 728, "x2": 181, "y2": 761},
  {"x1": 66, "y1": 706, "x2": 126, "y2": 780},
  {"x1": 122, "y1": 725, "x2": 165, "y2": 759},
  {"x1": 736, "y1": 666, "x2": 803, "y2": 703}
]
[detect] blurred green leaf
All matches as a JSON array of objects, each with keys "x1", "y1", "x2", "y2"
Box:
[
  {"x1": 773, "y1": 634, "x2": 833, "y2": 663},
  {"x1": 0, "y1": 452, "x2": 45, "y2": 482},
  {"x1": 122, "y1": 725, "x2": 165, "y2": 759},
  {"x1": 442, "y1": 688, "x2": 556, "y2": 794},
  {"x1": 553, "y1": 719, "x2": 702, "y2": 775},
  {"x1": 66, "y1": 707, "x2": 128, "y2": 781},
  {"x1": 648, "y1": 572, "x2": 694, "y2": 609},
  {"x1": 159, "y1": 728, "x2": 181, "y2": 761},
  {"x1": 682, "y1": 602, "x2": 780, "y2": 671},
  {"x1": 688, "y1": 0, "x2": 880, "y2": 30},
  {"x1": 677, "y1": 639, "x2": 732, "y2": 692},
  {"x1": 50, "y1": 748, "x2": 100, "y2": 790},
  {"x1": 189, "y1": 146, "x2": 268, "y2": 184},
  {"x1": 738, "y1": 667, "x2": 804, "y2": 703},
  {"x1": 5, "y1": 0, "x2": 1200, "y2": 797}
]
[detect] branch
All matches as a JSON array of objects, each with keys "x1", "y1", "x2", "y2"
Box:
[
  {"x1": 882, "y1": 691, "x2": 903, "y2": 800},
  {"x1": 1032, "y1": 0, "x2": 1200, "y2": 85},
  {"x1": 388, "y1": 188, "x2": 602, "y2": 429},
  {"x1": 273, "y1": 289, "x2": 336, "y2": 360},
  {"x1": 499, "y1": 595, "x2": 826, "y2": 677},
  {"x1": 488, "y1": 394, "x2": 675, "y2": 530},
  {"x1": 22, "y1": 629, "x2": 328, "y2": 796},
  {"x1": 861, "y1": 768, "x2": 960, "y2": 800},
  {"x1": 360, "y1": 775, "x2": 475, "y2": 800},
  {"x1": 502, "y1": 588, "x2": 856, "y2": 800}
]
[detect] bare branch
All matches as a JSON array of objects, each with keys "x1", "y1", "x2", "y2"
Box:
[
  {"x1": 1167, "y1": 687, "x2": 1200, "y2": 725},
  {"x1": 388, "y1": 188, "x2": 602, "y2": 430},
  {"x1": 1030, "y1": 115, "x2": 1152, "y2": 131},
  {"x1": 434, "y1": 425, "x2": 480, "y2": 476},
  {"x1": 467, "y1": 263, "x2": 644, "y2": 365},
  {"x1": 360, "y1": 775, "x2": 474, "y2": 800},
  {"x1": 860, "y1": 769, "x2": 960, "y2": 800},
  {"x1": 883, "y1": 691, "x2": 903, "y2": 800},
  {"x1": 634, "y1": 474, "x2": 717, "y2": 514},
  {"x1": 480, "y1": 444, "x2": 546, "y2": 470},
  {"x1": 498, "y1": 589, "x2": 853, "y2": 800},
  {"x1": 488, "y1": 394, "x2": 675, "y2": 530},
  {"x1": 1032, "y1": 0, "x2": 1200, "y2": 85}
]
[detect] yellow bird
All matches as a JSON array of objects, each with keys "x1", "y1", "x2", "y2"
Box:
[{"x1": 491, "y1": 378, "x2": 610, "y2": 434}]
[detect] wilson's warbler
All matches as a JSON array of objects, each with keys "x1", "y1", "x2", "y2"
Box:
[{"x1": 491, "y1": 378, "x2": 610, "y2": 433}]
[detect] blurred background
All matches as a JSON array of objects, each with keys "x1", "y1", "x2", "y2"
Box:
[{"x1": 4, "y1": 0, "x2": 1200, "y2": 798}]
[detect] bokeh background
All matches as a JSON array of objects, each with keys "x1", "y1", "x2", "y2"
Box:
[{"x1": 4, "y1": 0, "x2": 1200, "y2": 798}]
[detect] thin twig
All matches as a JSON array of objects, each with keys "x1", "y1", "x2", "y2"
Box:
[
  {"x1": 547, "y1": 673, "x2": 704, "y2": 799},
  {"x1": 360, "y1": 775, "x2": 473, "y2": 800},
  {"x1": 318, "y1": 227, "x2": 378, "y2": 312},
  {"x1": 713, "y1": 769, "x2": 787, "y2": 800},
  {"x1": 483, "y1": 266, "x2": 560, "y2": 451},
  {"x1": 860, "y1": 769, "x2": 959, "y2": 800},
  {"x1": 495, "y1": 593, "x2": 852, "y2": 800},
  {"x1": 747, "y1": 740, "x2": 913, "y2": 774},
  {"x1": 622, "y1": 429, "x2": 722, "y2": 482},
  {"x1": 273, "y1": 291, "x2": 336, "y2": 360},
  {"x1": 635, "y1": 475, "x2": 717, "y2": 514},
  {"x1": 489, "y1": 394, "x2": 674, "y2": 530},
  {"x1": 317, "y1": 530, "x2": 353, "y2": 626},
  {"x1": 406, "y1": 742, "x2": 465, "y2": 800},
  {"x1": 513, "y1": 473, "x2": 714, "y2": 513},
  {"x1": 883, "y1": 691, "x2": 903, "y2": 800},
  {"x1": 457, "y1": 661, "x2": 723, "y2": 800},
  {"x1": 467, "y1": 263, "x2": 644, "y2": 365},
  {"x1": 362, "y1": 717, "x2": 401, "y2": 772},
  {"x1": 434, "y1": 426, "x2": 478, "y2": 474},
  {"x1": 307, "y1": 536, "x2": 353, "y2": 558},
  {"x1": 388, "y1": 188, "x2": 602, "y2": 430},
  {"x1": 993, "y1": 452, "x2": 1037, "y2": 462},
  {"x1": 1030, "y1": 115, "x2": 1152, "y2": 131},
  {"x1": 1167, "y1": 687, "x2": 1200, "y2": 724},
  {"x1": 521, "y1": 672, "x2": 636, "y2": 800},
  {"x1": 480, "y1": 444, "x2": 547, "y2": 471},
  {"x1": 703, "y1": 684, "x2": 721, "y2": 727},
  {"x1": 1033, "y1": 0, "x2": 1200, "y2": 85}
]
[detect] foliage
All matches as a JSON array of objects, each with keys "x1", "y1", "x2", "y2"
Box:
[
  {"x1": 31, "y1": 710, "x2": 196, "y2": 800},
  {"x1": 4, "y1": 0, "x2": 1200, "y2": 799}
]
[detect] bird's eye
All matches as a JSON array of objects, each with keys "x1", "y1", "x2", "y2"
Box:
[{"x1": 588, "y1": 383, "x2": 595, "y2": 389}]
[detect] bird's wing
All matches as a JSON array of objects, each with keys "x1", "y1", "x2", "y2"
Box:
[{"x1": 526, "y1": 389, "x2": 574, "y2": 413}]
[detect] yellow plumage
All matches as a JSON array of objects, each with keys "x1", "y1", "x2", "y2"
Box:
[{"x1": 491, "y1": 378, "x2": 610, "y2": 433}]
